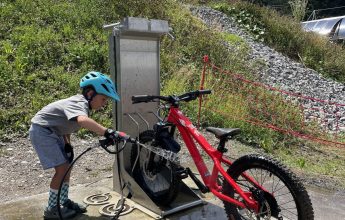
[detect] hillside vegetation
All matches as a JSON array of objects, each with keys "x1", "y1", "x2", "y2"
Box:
[
  {"x1": 0, "y1": 0, "x2": 253, "y2": 138},
  {"x1": 1, "y1": 0, "x2": 345, "y2": 186}
]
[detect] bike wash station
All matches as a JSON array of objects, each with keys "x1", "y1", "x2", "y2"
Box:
[{"x1": 83, "y1": 17, "x2": 205, "y2": 219}]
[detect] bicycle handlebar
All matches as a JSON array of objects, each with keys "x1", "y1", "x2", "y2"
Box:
[{"x1": 132, "y1": 90, "x2": 212, "y2": 105}]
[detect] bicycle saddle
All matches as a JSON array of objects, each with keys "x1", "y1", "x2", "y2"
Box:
[{"x1": 206, "y1": 127, "x2": 241, "y2": 139}]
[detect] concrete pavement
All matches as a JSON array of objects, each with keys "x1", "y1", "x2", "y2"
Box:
[{"x1": 1, "y1": 177, "x2": 345, "y2": 219}]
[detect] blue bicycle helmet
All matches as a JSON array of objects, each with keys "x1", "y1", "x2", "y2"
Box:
[{"x1": 80, "y1": 71, "x2": 120, "y2": 101}]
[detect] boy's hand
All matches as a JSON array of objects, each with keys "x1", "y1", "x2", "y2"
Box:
[{"x1": 64, "y1": 143, "x2": 74, "y2": 163}]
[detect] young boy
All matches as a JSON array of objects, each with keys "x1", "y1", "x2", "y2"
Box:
[{"x1": 29, "y1": 71, "x2": 122, "y2": 219}]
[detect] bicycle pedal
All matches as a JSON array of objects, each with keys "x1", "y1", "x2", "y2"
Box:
[{"x1": 176, "y1": 168, "x2": 188, "y2": 179}]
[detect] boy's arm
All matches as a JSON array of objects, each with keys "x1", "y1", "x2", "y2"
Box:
[{"x1": 76, "y1": 115, "x2": 107, "y2": 136}]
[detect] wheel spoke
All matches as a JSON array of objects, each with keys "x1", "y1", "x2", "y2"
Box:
[
  {"x1": 237, "y1": 178, "x2": 253, "y2": 190},
  {"x1": 279, "y1": 205, "x2": 298, "y2": 216},
  {"x1": 261, "y1": 169, "x2": 270, "y2": 187},
  {"x1": 249, "y1": 168, "x2": 261, "y2": 185},
  {"x1": 272, "y1": 175, "x2": 283, "y2": 193},
  {"x1": 273, "y1": 183, "x2": 288, "y2": 194},
  {"x1": 274, "y1": 191, "x2": 293, "y2": 198}
]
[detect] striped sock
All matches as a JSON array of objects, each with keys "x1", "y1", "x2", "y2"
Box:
[
  {"x1": 47, "y1": 188, "x2": 58, "y2": 210},
  {"x1": 60, "y1": 182, "x2": 69, "y2": 205}
]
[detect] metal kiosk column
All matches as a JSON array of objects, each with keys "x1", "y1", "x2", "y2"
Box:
[{"x1": 106, "y1": 17, "x2": 204, "y2": 219}]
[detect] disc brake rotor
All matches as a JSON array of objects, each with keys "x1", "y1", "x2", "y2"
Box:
[{"x1": 237, "y1": 197, "x2": 272, "y2": 220}]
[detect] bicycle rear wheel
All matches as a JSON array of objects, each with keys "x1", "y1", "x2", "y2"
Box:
[
  {"x1": 131, "y1": 130, "x2": 180, "y2": 206},
  {"x1": 223, "y1": 154, "x2": 314, "y2": 220}
]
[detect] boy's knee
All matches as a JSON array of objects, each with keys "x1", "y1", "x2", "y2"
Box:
[{"x1": 55, "y1": 163, "x2": 70, "y2": 173}]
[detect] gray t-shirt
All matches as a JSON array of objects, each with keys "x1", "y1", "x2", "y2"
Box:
[{"x1": 31, "y1": 94, "x2": 89, "y2": 135}]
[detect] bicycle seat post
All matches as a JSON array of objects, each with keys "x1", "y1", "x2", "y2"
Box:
[{"x1": 217, "y1": 138, "x2": 228, "y2": 153}]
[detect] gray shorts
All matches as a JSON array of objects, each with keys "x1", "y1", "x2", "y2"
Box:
[{"x1": 29, "y1": 124, "x2": 68, "y2": 170}]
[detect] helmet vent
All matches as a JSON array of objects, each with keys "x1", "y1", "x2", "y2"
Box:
[
  {"x1": 85, "y1": 76, "x2": 90, "y2": 79},
  {"x1": 101, "y1": 84, "x2": 110, "y2": 92},
  {"x1": 106, "y1": 79, "x2": 112, "y2": 84},
  {"x1": 91, "y1": 73, "x2": 97, "y2": 77}
]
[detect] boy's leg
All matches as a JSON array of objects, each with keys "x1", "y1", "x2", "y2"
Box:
[
  {"x1": 44, "y1": 163, "x2": 75, "y2": 219},
  {"x1": 51, "y1": 162, "x2": 71, "y2": 189},
  {"x1": 28, "y1": 125, "x2": 79, "y2": 218},
  {"x1": 52, "y1": 163, "x2": 87, "y2": 213}
]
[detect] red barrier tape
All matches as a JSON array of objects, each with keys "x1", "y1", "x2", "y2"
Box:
[{"x1": 198, "y1": 56, "x2": 345, "y2": 148}]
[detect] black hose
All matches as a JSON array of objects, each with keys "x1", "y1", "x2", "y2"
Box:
[
  {"x1": 111, "y1": 143, "x2": 125, "y2": 220},
  {"x1": 57, "y1": 146, "x2": 93, "y2": 220},
  {"x1": 56, "y1": 140, "x2": 129, "y2": 220}
]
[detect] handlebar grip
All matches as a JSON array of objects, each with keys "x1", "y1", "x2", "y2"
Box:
[
  {"x1": 178, "y1": 90, "x2": 212, "y2": 101},
  {"x1": 132, "y1": 95, "x2": 153, "y2": 104},
  {"x1": 199, "y1": 89, "x2": 212, "y2": 95}
]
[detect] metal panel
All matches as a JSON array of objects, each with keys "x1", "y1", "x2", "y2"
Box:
[
  {"x1": 109, "y1": 29, "x2": 163, "y2": 214},
  {"x1": 313, "y1": 20, "x2": 329, "y2": 32},
  {"x1": 122, "y1": 17, "x2": 150, "y2": 32},
  {"x1": 336, "y1": 19, "x2": 345, "y2": 39},
  {"x1": 117, "y1": 37, "x2": 160, "y2": 137},
  {"x1": 301, "y1": 16, "x2": 345, "y2": 39},
  {"x1": 303, "y1": 21, "x2": 317, "y2": 31},
  {"x1": 150, "y1": 19, "x2": 169, "y2": 33},
  {"x1": 120, "y1": 17, "x2": 170, "y2": 36},
  {"x1": 319, "y1": 18, "x2": 339, "y2": 35}
]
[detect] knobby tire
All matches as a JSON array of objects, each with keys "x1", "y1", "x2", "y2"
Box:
[{"x1": 223, "y1": 154, "x2": 314, "y2": 220}]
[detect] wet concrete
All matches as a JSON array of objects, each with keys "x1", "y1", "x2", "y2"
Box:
[
  {"x1": 307, "y1": 185, "x2": 345, "y2": 219},
  {"x1": 1, "y1": 177, "x2": 345, "y2": 219}
]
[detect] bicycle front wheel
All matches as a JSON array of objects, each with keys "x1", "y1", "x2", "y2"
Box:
[
  {"x1": 130, "y1": 130, "x2": 180, "y2": 206},
  {"x1": 223, "y1": 154, "x2": 314, "y2": 220}
]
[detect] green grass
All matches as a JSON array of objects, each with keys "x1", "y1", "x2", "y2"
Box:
[
  {"x1": 0, "y1": 0, "x2": 257, "y2": 139},
  {"x1": 276, "y1": 144, "x2": 345, "y2": 188}
]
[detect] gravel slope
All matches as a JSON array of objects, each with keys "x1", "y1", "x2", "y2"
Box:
[{"x1": 190, "y1": 6, "x2": 345, "y2": 132}]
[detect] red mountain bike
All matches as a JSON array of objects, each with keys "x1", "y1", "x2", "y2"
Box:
[{"x1": 130, "y1": 90, "x2": 314, "y2": 220}]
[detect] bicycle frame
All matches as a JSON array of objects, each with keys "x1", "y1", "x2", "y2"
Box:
[{"x1": 167, "y1": 107, "x2": 269, "y2": 213}]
